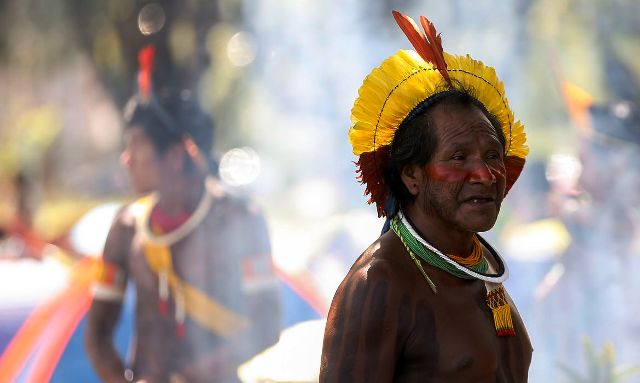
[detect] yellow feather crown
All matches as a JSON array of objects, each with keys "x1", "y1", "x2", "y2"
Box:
[{"x1": 350, "y1": 50, "x2": 528, "y2": 159}]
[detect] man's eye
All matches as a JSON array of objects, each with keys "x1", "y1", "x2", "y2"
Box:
[{"x1": 451, "y1": 154, "x2": 465, "y2": 161}]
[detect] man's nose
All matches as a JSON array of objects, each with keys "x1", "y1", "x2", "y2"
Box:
[{"x1": 468, "y1": 159, "x2": 496, "y2": 185}]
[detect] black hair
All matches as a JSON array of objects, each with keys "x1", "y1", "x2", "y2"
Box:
[
  {"x1": 124, "y1": 89, "x2": 216, "y2": 173},
  {"x1": 382, "y1": 86, "x2": 505, "y2": 214},
  {"x1": 125, "y1": 89, "x2": 214, "y2": 154}
]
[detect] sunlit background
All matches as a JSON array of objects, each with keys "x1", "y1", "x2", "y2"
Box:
[{"x1": 1, "y1": 0, "x2": 639, "y2": 382}]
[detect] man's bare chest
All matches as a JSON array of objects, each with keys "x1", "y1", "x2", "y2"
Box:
[{"x1": 399, "y1": 283, "x2": 530, "y2": 382}]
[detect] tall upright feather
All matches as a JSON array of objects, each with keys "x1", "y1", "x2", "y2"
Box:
[
  {"x1": 391, "y1": 11, "x2": 436, "y2": 66},
  {"x1": 419, "y1": 16, "x2": 450, "y2": 85},
  {"x1": 391, "y1": 10, "x2": 451, "y2": 86},
  {"x1": 138, "y1": 44, "x2": 155, "y2": 102}
]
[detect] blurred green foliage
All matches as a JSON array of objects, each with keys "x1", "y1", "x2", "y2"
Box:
[{"x1": 559, "y1": 338, "x2": 640, "y2": 383}]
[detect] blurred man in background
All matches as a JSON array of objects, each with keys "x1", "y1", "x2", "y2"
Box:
[
  {"x1": 85, "y1": 46, "x2": 281, "y2": 383},
  {"x1": 530, "y1": 98, "x2": 640, "y2": 381}
]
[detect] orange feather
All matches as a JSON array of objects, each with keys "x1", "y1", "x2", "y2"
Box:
[
  {"x1": 392, "y1": 10, "x2": 451, "y2": 86},
  {"x1": 392, "y1": 11, "x2": 436, "y2": 65},
  {"x1": 419, "y1": 16, "x2": 450, "y2": 85},
  {"x1": 137, "y1": 44, "x2": 155, "y2": 102}
]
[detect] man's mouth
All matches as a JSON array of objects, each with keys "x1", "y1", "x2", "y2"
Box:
[{"x1": 463, "y1": 196, "x2": 495, "y2": 204}]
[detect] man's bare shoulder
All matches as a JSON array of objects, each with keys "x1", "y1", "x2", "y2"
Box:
[
  {"x1": 102, "y1": 203, "x2": 137, "y2": 264},
  {"x1": 338, "y1": 230, "x2": 415, "y2": 297},
  {"x1": 322, "y1": 230, "x2": 422, "y2": 381},
  {"x1": 208, "y1": 180, "x2": 265, "y2": 219},
  {"x1": 112, "y1": 202, "x2": 137, "y2": 229}
]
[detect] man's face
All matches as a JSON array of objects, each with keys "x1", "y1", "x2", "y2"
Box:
[
  {"x1": 417, "y1": 102, "x2": 506, "y2": 233},
  {"x1": 121, "y1": 126, "x2": 162, "y2": 194}
]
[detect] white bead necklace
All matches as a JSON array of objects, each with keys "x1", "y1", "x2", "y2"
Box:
[{"x1": 398, "y1": 212, "x2": 509, "y2": 283}]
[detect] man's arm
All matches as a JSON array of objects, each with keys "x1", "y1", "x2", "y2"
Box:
[
  {"x1": 84, "y1": 208, "x2": 132, "y2": 383},
  {"x1": 320, "y1": 258, "x2": 408, "y2": 383},
  {"x1": 85, "y1": 301, "x2": 127, "y2": 383}
]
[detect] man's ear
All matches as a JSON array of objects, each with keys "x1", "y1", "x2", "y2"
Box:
[{"x1": 400, "y1": 164, "x2": 424, "y2": 196}]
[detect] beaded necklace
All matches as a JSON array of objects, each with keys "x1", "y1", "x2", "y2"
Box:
[
  {"x1": 395, "y1": 212, "x2": 508, "y2": 283},
  {"x1": 391, "y1": 212, "x2": 516, "y2": 337},
  {"x1": 391, "y1": 216, "x2": 489, "y2": 279}
]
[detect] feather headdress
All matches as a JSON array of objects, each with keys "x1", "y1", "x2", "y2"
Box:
[
  {"x1": 350, "y1": 10, "x2": 528, "y2": 216},
  {"x1": 128, "y1": 44, "x2": 210, "y2": 174}
]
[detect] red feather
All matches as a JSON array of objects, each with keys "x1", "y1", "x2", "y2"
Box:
[
  {"x1": 137, "y1": 44, "x2": 155, "y2": 102},
  {"x1": 392, "y1": 10, "x2": 451, "y2": 86},
  {"x1": 392, "y1": 11, "x2": 435, "y2": 65},
  {"x1": 504, "y1": 156, "x2": 525, "y2": 196},
  {"x1": 419, "y1": 16, "x2": 450, "y2": 85},
  {"x1": 356, "y1": 146, "x2": 391, "y2": 217}
]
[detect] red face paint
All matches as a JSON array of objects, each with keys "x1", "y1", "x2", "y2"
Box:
[
  {"x1": 426, "y1": 163, "x2": 468, "y2": 182},
  {"x1": 426, "y1": 160, "x2": 505, "y2": 185}
]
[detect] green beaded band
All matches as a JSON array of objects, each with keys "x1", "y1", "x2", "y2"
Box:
[
  {"x1": 391, "y1": 216, "x2": 489, "y2": 280},
  {"x1": 396, "y1": 230, "x2": 438, "y2": 293}
]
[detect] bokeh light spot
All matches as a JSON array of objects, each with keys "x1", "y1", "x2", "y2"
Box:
[
  {"x1": 219, "y1": 147, "x2": 261, "y2": 187},
  {"x1": 138, "y1": 3, "x2": 166, "y2": 36},
  {"x1": 226, "y1": 32, "x2": 257, "y2": 67}
]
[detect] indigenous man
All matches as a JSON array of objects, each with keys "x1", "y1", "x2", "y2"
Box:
[
  {"x1": 85, "y1": 46, "x2": 281, "y2": 383},
  {"x1": 320, "y1": 11, "x2": 532, "y2": 382}
]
